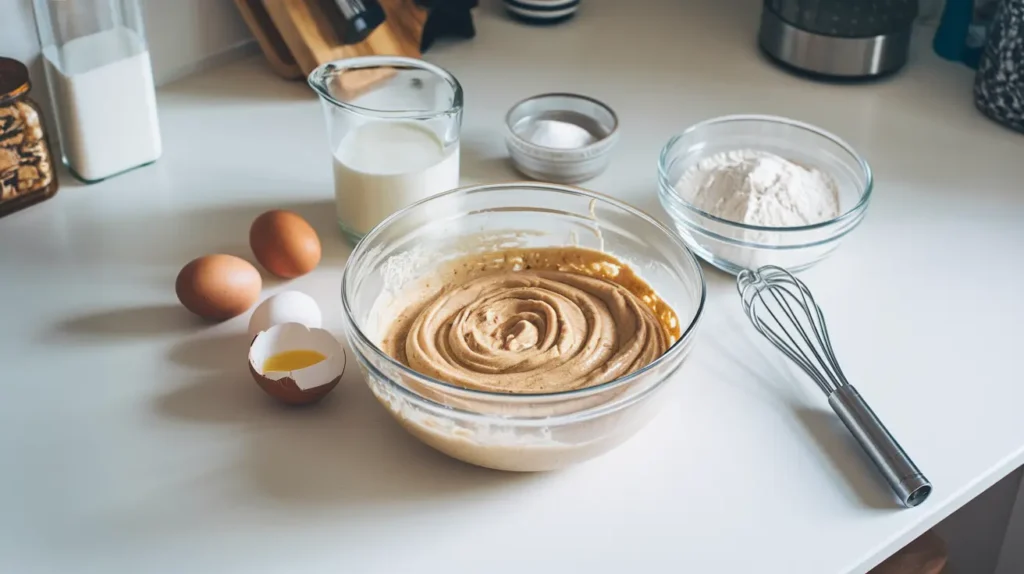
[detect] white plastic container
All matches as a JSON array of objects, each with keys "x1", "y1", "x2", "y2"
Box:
[{"x1": 34, "y1": 0, "x2": 162, "y2": 183}]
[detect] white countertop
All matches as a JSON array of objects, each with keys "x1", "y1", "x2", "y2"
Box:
[{"x1": 4, "y1": 0, "x2": 1024, "y2": 572}]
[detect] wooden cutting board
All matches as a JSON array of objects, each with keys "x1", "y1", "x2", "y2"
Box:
[
  {"x1": 233, "y1": 0, "x2": 304, "y2": 79},
  {"x1": 256, "y1": 0, "x2": 428, "y2": 78}
]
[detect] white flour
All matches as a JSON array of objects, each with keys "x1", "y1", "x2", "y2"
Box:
[{"x1": 675, "y1": 149, "x2": 840, "y2": 227}]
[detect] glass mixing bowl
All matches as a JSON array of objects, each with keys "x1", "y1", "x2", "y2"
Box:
[
  {"x1": 341, "y1": 182, "x2": 706, "y2": 471},
  {"x1": 657, "y1": 115, "x2": 873, "y2": 275}
]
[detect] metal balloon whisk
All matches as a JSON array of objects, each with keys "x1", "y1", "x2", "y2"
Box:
[{"x1": 737, "y1": 265, "x2": 931, "y2": 508}]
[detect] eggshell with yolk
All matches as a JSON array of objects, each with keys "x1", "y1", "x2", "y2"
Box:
[{"x1": 248, "y1": 323, "x2": 346, "y2": 405}]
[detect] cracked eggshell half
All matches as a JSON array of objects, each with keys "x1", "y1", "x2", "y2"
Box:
[{"x1": 248, "y1": 323, "x2": 346, "y2": 405}]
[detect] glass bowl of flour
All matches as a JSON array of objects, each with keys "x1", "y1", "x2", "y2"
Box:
[{"x1": 657, "y1": 115, "x2": 872, "y2": 275}]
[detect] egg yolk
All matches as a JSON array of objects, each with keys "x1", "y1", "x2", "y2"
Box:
[{"x1": 263, "y1": 350, "x2": 326, "y2": 373}]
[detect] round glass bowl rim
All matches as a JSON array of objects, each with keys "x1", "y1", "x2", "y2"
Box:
[
  {"x1": 504, "y1": 92, "x2": 620, "y2": 153},
  {"x1": 657, "y1": 114, "x2": 874, "y2": 233},
  {"x1": 341, "y1": 181, "x2": 707, "y2": 402},
  {"x1": 307, "y1": 55, "x2": 464, "y2": 120}
]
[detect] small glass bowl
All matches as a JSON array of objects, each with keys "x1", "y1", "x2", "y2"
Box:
[
  {"x1": 341, "y1": 182, "x2": 705, "y2": 472},
  {"x1": 657, "y1": 115, "x2": 872, "y2": 275},
  {"x1": 505, "y1": 93, "x2": 619, "y2": 184}
]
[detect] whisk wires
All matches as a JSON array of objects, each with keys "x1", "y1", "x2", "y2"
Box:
[{"x1": 737, "y1": 266, "x2": 850, "y2": 396}]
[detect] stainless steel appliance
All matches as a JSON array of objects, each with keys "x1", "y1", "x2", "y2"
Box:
[{"x1": 758, "y1": 0, "x2": 919, "y2": 78}]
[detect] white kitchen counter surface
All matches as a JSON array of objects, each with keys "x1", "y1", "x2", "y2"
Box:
[{"x1": 4, "y1": 0, "x2": 1024, "y2": 572}]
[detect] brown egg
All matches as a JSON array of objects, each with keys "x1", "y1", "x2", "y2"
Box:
[
  {"x1": 175, "y1": 254, "x2": 262, "y2": 320},
  {"x1": 249, "y1": 210, "x2": 322, "y2": 279}
]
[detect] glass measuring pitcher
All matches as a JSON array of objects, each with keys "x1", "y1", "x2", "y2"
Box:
[{"x1": 308, "y1": 56, "x2": 463, "y2": 243}]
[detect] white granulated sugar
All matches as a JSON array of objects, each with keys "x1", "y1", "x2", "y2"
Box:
[
  {"x1": 518, "y1": 119, "x2": 596, "y2": 149},
  {"x1": 675, "y1": 149, "x2": 840, "y2": 227}
]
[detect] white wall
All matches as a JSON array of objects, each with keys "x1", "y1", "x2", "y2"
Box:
[
  {"x1": 0, "y1": 0, "x2": 254, "y2": 86},
  {"x1": 1, "y1": 0, "x2": 254, "y2": 158},
  {"x1": 140, "y1": 0, "x2": 255, "y2": 85},
  {"x1": 1, "y1": 0, "x2": 44, "y2": 65}
]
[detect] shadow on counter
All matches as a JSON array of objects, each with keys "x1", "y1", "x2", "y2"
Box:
[
  {"x1": 54, "y1": 304, "x2": 201, "y2": 338},
  {"x1": 154, "y1": 330, "x2": 539, "y2": 508},
  {"x1": 38, "y1": 195, "x2": 352, "y2": 348}
]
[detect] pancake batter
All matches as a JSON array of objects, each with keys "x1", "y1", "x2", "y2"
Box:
[{"x1": 381, "y1": 247, "x2": 680, "y2": 394}]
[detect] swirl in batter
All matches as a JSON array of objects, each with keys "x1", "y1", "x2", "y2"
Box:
[{"x1": 381, "y1": 247, "x2": 680, "y2": 394}]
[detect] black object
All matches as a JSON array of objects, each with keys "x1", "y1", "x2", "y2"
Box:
[
  {"x1": 763, "y1": 0, "x2": 918, "y2": 36},
  {"x1": 417, "y1": 0, "x2": 478, "y2": 52},
  {"x1": 975, "y1": 0, "x2": 1024, "y2": 133},
  {"x1": 759, "y1": 0, "x2": 918, "y2": 79},
  {"x1": 327, "y1": 0, "x2": 387, "y2": 45},
  {"x1": 0, "y1": 57, "x2": 30, "y2": 107}
]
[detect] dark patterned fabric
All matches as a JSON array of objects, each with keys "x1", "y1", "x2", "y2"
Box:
[{"x1": 974, "y1": 0, "x2": 1024, "y2": 133}]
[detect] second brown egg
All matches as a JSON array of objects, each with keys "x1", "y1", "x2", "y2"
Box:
[
  {"x1": 176, "y1": 254, "x2": 262, "y2": 320},
  {"x1": 250, "y1": 210, "x2": 322, "y2": 279}
]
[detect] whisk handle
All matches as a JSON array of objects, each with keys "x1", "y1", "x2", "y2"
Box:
[{"x1": 828, "y1": 385, "x2": 932, "y2": 508}]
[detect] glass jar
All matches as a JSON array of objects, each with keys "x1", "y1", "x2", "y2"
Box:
[
  {"x1": 308, "y1": 56, "x2": 463, "y2": 244},
  {"x1": 32, "y1": 0, "x2": 162, "y2": 183},
  {"x1": 0, "y1": 57, "x2": 58, "y2": 218}
]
